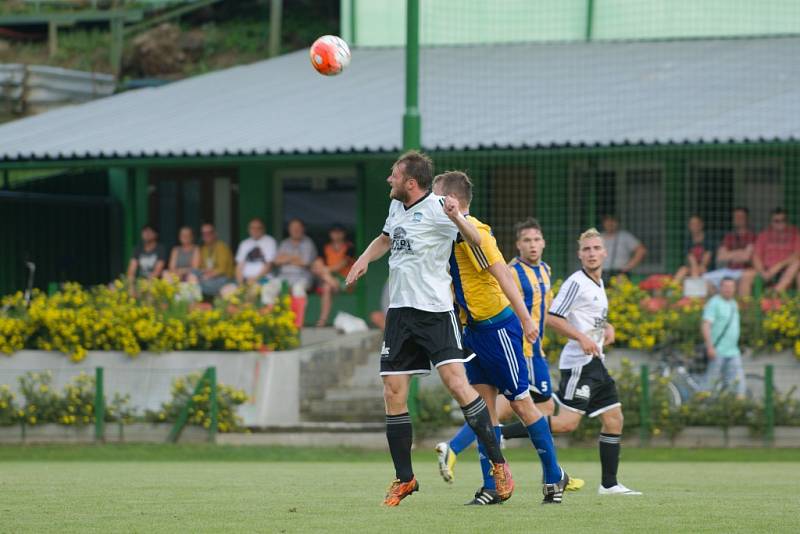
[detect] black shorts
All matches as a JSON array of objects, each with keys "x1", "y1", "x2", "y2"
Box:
[
  {"x1": 380, "y1": 307, "x2": 473, "y2": 376},
  {"x1": 555, "y1": 358, "x2": 621, "y2": 418}
]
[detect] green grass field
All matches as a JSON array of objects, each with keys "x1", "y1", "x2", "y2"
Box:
[{"x1": 1, "y1": 446, "x2": 799, "y2": 533}]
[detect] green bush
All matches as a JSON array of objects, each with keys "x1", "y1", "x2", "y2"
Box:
[
  {"x1": 145, "y1": 372, "x2": 248, "y2": 433},
  {"x1": 0, "y1": 370, "x2": 248, "y2": 432}
]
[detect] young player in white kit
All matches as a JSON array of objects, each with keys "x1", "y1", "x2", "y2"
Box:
[{"x1": 546, "y1": 228, "x2": 642, "y2": 495}]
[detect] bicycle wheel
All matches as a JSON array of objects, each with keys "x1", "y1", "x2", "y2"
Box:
[{"x1": 649, "y1": 376, "x2": 683, "y2": 409}]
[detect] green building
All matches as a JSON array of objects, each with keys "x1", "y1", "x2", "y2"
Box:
[{"x1": 1, "y1": 3, "x2": 799, "y2": 317}]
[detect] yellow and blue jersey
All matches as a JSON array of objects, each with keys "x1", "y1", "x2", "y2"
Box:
[
  {"x1": 449, "y1": 215, "x2": 509, "y2": 325},
  {"x1": 508, "y1": 257, "x2": 553, "y2": 359}
]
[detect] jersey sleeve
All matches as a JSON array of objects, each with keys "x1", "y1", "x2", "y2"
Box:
[
  {"x1": 432, "y1": 196, "x2": 459, "y2": 240},
  {"x1": 461, "y1": 226, "x2": 504, "y2": 272},
  {"x1": 549, "y1": 277, "x2": 580, "y2": 318},
  {"x1": 508, "y1": 261, "x2": 523, "y2": 292},
  {"x1": 382, "y1": 203, "x2": 395, "y2": 235}
]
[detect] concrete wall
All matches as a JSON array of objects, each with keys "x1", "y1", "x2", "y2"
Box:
[{"x1": 0, "y1": 331, "x2": 382, "y2": 428}]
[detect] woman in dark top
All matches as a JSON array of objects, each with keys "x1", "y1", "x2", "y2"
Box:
[{"x1": 675, "y1": 215, "x2": 714, "y2": 284}]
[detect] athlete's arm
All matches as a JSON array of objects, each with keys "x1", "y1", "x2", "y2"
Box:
[
  {"x1": 346, "y1": 234, "x2": 391, "y2": 287},
  {"x1": 604, "y1": 323, "x2": 615, "y2": 346},
  {"x1": 701, "y1": 319, "x2": 716, "y2": 359},
  {"x1": 443, "y1": 195, "x2": 481, "y2": 246},
  {"x1": 488, "y1": 262, "x2": 538, "y2": 343},
  {"x1": 546, "y1": 313, "x2": 601, "y2": 356}
]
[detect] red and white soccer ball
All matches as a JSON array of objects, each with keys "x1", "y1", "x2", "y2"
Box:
[{"x1": 309, "y1": 35, "x2": 351, "y2": 76}]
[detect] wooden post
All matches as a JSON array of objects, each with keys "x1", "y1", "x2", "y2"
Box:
[
  {"x1": 110, "y1": 15, "x2": 124, "y2": 77},
  {"x1": 269, "y1": 0, "x2": 283, "y2": 57},
  {"x1": 48, "y1": 21, "x2": 58, "y2": 57}
]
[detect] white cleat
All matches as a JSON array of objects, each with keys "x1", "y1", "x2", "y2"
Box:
[
  {"x1": 434, "y1": 442, "x2": 456, "y2": 484},
  {"x1": 598, "y1": 483, "x2": 642, "y2": 495}
]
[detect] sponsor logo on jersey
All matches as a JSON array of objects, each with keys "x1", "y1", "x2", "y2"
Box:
[
  {"x1": 391, "y1": 226, "x2": 414, "y2": 253},
  {"x1": 575, "y1": 385, "x2": 591, "y2": 399}
]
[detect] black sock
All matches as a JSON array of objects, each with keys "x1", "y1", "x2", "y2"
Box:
[
  {"x1": 599, "y1": 432, "x2": 621, "y2": 488},
  {"x1": 500, "y1": 421, "x2": 529, "y2": 440},
  {"x1": 386, "y1": 413, "x2": 414, "y2": 482},
  {"x1": 461, "y1": 397, "x2": 505, "y2": 464}
]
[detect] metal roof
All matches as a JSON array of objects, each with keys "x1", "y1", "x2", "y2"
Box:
[{"x1": 0, "y1": 37, "x2": 798, "y2": 162}]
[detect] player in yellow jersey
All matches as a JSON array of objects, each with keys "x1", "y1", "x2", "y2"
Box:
[
  {"x1": 431, "y1": 171, "x2": 568, "y2": 505},
  {"x1": 436, "y1": 217, "x2": 585, "y2": 492}
]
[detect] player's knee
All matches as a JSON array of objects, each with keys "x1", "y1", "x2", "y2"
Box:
[
  {"x1": 602, "y1": 410, "x2": 624, "y2": 433},
  {"x1": 383, "y1": 382, "x2": 407, "y2": 407},
  {"x1": 560, "y1": 418, "x2": 580, "y2": 433}
]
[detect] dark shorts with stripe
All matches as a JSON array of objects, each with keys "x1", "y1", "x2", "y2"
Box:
[
  {"x1": 555, "y1": 357, "x2": 620, "y2": 417},
  {"x1": 380, "y1": 307, "x2": 472, "y2": 376}
]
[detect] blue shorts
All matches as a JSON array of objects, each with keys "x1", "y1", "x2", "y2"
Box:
[
  {"x1": 463, "y1": 310, "x2": 530, "y2": 401},
  {"x1": 527, "y1": 355, "x2": 552, "y2": 403}
]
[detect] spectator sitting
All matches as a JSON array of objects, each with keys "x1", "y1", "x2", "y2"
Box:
[
  {"x1": 753, "y1": 208, "x2": 800, "y2": 292},
  {"x1": 600, "y1": 213, "x2": 647, "y2": 282},
  {"x1": 234, "y1": 218, "x2": 277, "y2": 296},
  {"x1": 323, "y1": 223, "x2": 355, "y2": 288},
  {"x1": 126, "y1": 224, "x2": 167, "y2": 291},
  {"x1": 198, "y1": 223, "x2": 234, "y2": 298},
  {"x1": 262, "y1": 218, "x2": 337, "y2": 326},
  {"x1": 704, "y1": 207, "x2": 757, "y2": 295},
  {"x1": 674, "y1": 215, "x2": 713, "y2": 285},
  {"x1": 165, "y1": 226, "x2": 200, "y2": 283}
]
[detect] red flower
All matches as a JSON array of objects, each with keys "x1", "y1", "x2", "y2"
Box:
[
  {"x1": 674, "y1": 296, "x2": 696, "y2": 310},
  {"x1": 641, "y1": 296, "x2": 668, "y2": 313},
  {"x1": 760, "y1": 298, "x2": 782, "y2": 313},
  {"x1": 639, "y1": 274, "x2": 672, "y2": 292}
]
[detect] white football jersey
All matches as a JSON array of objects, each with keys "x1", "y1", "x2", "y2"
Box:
[
  {"x1": 382, "y1": 193, "x2": 459, "y2": 312},
  {"x1": 548, "y1": 269, "x2": 609, "y2": 369}
]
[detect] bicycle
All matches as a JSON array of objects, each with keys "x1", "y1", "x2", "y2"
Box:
[{"x1": 650, "y1": 342, "x2": 766, "y2": 407}]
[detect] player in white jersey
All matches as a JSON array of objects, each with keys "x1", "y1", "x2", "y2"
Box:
[
  {"x1": 546, "y1": 228, "x2": 642, "y2": 496},
  {"x1": 346, "y1": 151, "x2": 514, "y2": 507}
]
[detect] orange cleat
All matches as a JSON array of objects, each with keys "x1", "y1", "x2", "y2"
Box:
[
  {"x1": 490, "y1": 462, "x2": 514, "y2": 501},
  {"x1": 383, "y1": 477, "x2": 419, "y2": 507}
]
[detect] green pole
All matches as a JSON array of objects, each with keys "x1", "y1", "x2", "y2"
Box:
[
  {"x1": 95, "y1": 367, "x2": 105, "y2": 443},
  {"x1": 403, "y1": 0, "x2": 422, "y2": 412},
  {"x1": 208, "y1": 366, "x2": 218, "y2": 443},
  {"x1": 402, "y1": 0, "x2": 421, "y2": 150},
  {"x1": 585, "y1": 0, "x2": 595, "y2": 42},
  {"x1": 349, "y1": 0, "x2": 357, "y2": 46},
  {"x1": 408, "y1": 375, "x2": 420, "y2": 423},
  {"x1": 639, "y1": 365, "x2": 650, "y2": 445},
  {"x1": 764, "y1": 364, "x2": 774, "y2": 446}
]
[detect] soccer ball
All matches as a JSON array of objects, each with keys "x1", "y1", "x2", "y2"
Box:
[{"x1": 309, "y1": 35, "x2": 351, "y2": 76}]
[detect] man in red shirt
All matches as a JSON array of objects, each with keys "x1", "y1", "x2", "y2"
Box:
[
  {"x1": 753, "y1": 208, "x2": 800, "y2": 292},
  {"x1": 705, "y1": 207, "x2": 757, "y2": 295}
]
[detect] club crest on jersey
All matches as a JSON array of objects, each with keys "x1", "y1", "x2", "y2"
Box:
[
  {"x1": 412, "y1": 211, "x2": 423, "y2": 222},
  {"x1": 391, "y1": 226, "x2": 414, "y2": 253}
]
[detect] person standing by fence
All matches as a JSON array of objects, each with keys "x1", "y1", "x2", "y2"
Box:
[{"x1": 702, "y1": 277, "x2": 745, "y2": 397}]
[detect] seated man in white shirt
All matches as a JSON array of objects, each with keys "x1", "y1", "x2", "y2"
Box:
[{"x1": 234, "y1": 217, "x2": 277, "y2": 294}]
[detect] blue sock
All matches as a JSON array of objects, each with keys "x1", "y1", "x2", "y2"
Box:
[
  {"x1": 449, "y1": 423, "x2": 476, "y2": 455},
  {"x1": 477, "y1": 426, "x2": 502, "y2": 490},
  {"x1": 527, "y1": 418, "x2": 561, "y2": 484}
]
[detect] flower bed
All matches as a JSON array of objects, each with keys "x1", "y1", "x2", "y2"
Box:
[
  {"x1": 539, "y1": 275, "x2": 800, "y2": 358},
  {"x1": 0, "y1": 370, "x2": 248, "y2": 433},
  {"x1": 417, "y1": 359, "x2": 800, "y2": 441},
  {"x1": 0, "y1": 280, "x2": 300, "y2": 361}
]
